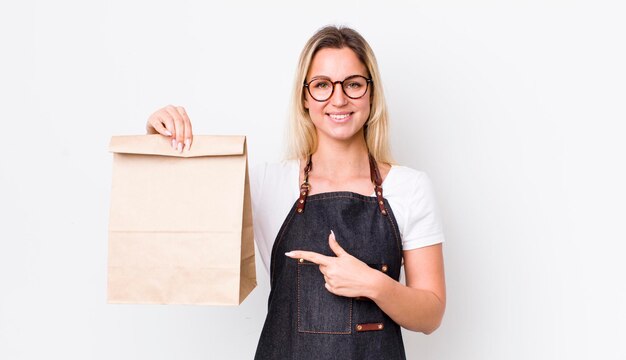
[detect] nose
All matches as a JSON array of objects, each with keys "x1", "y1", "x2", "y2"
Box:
[{"x1": 329, "y1": 81, "x2": 348, "y2": 106}]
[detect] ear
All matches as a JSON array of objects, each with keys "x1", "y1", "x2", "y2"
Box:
[{"x1": 304, "y1": 95, "x2": 309, "y2": 110}]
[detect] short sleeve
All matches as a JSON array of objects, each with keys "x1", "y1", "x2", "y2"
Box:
[
  {"x1": 400, "y1": 172, "x2": 445, "y2": 250},
  {"x1": 249, "y1": 163, "x2": 272, "y2": 273},
  {"x1": 249, "y1": 160, "x2": 301, "y2": 275}
]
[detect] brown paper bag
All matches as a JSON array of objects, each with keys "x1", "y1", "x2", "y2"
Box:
[{"x1": 107, "y1": 134, "x2": 256, "y2": 305}]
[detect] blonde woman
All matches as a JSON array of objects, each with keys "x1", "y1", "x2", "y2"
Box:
[{"x1": 146, "y1": 26, "x2": 445, "y2": 360}]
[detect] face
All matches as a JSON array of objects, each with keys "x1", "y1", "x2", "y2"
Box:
[{"x1": 304, "y1": 47, "x2": 371, "y2": 144}]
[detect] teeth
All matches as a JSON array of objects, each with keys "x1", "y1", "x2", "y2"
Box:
[{"x1": 329, "y1": 113, "x2": 350, "y2": 120}]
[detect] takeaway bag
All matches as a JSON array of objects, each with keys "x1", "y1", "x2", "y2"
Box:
[{"x1": 107, "y1": 134, "x2": 256, "y2": 305}]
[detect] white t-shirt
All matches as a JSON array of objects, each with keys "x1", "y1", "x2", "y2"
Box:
[{"x1": 250, "y1": 160, "x2": 445, "y2": 274}]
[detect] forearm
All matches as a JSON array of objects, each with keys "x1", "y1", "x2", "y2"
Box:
[{"x1": 367, "y1": 270, "x2": 445, "y2": 334}]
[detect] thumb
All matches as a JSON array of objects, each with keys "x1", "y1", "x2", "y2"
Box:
[{"x1": 328, "y1": 230, "x2": 347, "y2": 256}]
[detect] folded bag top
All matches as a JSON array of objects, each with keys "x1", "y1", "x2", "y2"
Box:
[{"x1": 109, "y1": 134, "x2": 245, "y2": 157}]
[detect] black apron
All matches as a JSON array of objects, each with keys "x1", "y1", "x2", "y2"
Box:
[{"x1": 254, "y1": 155, "x2": 406, "y2": 359}]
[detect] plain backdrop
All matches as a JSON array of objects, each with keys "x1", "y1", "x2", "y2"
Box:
[{"x1": 1, "y1": 1, "x2": 625, "y2": 359}]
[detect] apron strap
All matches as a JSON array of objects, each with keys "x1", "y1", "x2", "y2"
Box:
[
  {"x1": 296, "y1": 154, "x2": 387, "y2": 216},
  {"x1": 296, "y1": 155, "x2": 312, "y2": 214},
  {"x1": 369, "y1": 154, "x2": 388, "y2": 216}
]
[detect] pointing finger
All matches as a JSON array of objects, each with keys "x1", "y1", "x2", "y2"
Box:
[
  {"x1": 328, "y1": 230, "x2": 347, "y2": 257},
  {"x1": 285, "y1": 250, "x2": 331, "y2": 266}
]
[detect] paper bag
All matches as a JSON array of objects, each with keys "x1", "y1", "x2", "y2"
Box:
[{"x1": 107, "y1": 134, "x2": 256, "y2": 305}]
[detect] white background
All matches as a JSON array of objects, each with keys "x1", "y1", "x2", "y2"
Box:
[{"x1": 1, "y1": 1, "x2": 625, "y2": 359}]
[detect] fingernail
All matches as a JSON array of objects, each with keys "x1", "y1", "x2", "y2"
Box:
[
  {"x1": 184, "y1": 138, "x2": 191, "y2": 151},
  {"x1": 177, "y1": 142, "x2": 183, "y2": 153},
  {"x1": 330, "y1": 230, "x2": 335, "y2": 237},
  {"x1": 164, "y1": 130, "x2": 172, "y2": 136},
  {"x1": 171, "y1": 139, "x2": 176, "y2": 149},
  {"x1": 285, "y1": 252, "x2": 294, "y2": 257}
]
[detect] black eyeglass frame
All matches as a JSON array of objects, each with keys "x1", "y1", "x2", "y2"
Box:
[{"x1": 303, "y1": 75, "x2": 373, "y2": 102}]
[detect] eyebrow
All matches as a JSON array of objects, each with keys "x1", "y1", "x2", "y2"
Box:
[{"x1": 308, "y1": 74, "x2": 369, "y2": 81}]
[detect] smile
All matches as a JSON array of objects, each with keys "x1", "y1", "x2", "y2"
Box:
[{"x1": 327, "y1": 112, "x2": 353, "y2": 123}]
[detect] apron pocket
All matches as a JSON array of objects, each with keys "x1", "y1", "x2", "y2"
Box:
[
  {"x1": 353, "y1": 263, "x2": 386, "y2": 330},
  {"x1": 353, "y1": 297, "x2": 385, "y2": 331},
  {"x1": 297, "y1": 260, "x2": 352, "y2": 334}
]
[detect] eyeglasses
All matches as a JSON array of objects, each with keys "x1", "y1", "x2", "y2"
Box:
[{"x1": 303, "y1": 75, "x2": 372, "y2": 102}]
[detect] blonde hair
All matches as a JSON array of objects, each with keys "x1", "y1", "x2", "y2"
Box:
[{"x1": 286, "y1": 26, "x2": 394, "y2": 164}]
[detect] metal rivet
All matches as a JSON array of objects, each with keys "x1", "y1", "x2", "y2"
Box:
[
  {"x1": 378, "y1": 324, "x2": 383, "y2": 329},
  {"x1": 299, "y1": 199, "x2": 304, "y2": 204},
  {"x1": 381, "y1": 209, "x2": 387, "y2": 215},
  {"x1": 297, "y1": 208, "x2": 303, "y2": 213},
  {"x1": 299, "y1": 258, "x2": 304, "y2": 263},
  {"x1": 379, "y1": 200, "x2": 383, "y2": 205},
  {"x1": 377, "y1": 191, "x2": 382, "y2": 196},
  {"x1": 356, "y1": 325, "x2": 362, "y2": 331},
  {"x1": 301, "y1": 192, "x2": 306, "y2": 196},
  {"x1": 381, "y1": 264, "x2": 388, "y2": 273}
]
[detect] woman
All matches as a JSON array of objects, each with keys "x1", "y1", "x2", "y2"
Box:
[{"x1": 146, "y1": 26, "x2": 445, "y2": 360}]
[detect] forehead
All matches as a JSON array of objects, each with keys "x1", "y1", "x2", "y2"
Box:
[{"x1": 307, "y1": 47, "x2": 368, "y2": 79}]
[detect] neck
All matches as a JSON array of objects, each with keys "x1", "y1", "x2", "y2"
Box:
[{"x1": 310, "y1": 131, "x2": 370, "y2": 178}]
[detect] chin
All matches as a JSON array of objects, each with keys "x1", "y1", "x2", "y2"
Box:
[{"x1": 321, "y1": 128, "x2": 366, "y2": 142}]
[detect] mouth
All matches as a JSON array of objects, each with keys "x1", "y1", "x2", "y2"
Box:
[{"x1": 326, "y1": 112, "x2": 354, "y2": 123}]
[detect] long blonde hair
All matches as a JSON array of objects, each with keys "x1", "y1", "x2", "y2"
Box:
[{"x1": 286, "y1": 26, "x2": 394, "y2": 164}]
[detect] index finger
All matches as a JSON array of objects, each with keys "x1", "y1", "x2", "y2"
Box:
[
  {"x1": 164, "y1": 105, "x2": 185, "y2": 151},
  {"x1": 285, "y1": 250, "x2": 331, "y2": 266},
  {"x1": 176, "y1": 106, "x2": 193, "y2": 151}
]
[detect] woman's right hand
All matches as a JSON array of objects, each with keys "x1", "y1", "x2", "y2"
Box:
[{"x1": 146, "y1": 105, "x2": 193, "y2": 152}]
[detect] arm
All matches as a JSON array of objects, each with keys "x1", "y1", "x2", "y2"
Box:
[
  {"x1": 286, "y1": 232, "x2": 446, "y2": 334},
  {"x1": 368, "y1": 244, "x2": 445, "y2": 334}
]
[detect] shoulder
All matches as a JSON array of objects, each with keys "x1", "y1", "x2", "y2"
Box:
[
  {"x1": 250, "y1": 159, "x2": 299, "y2": 186},
  {"x1": 250, "y1": 159, "x2": 300, "y2": 202},
  {"x1": 384, "y1": 164, "x2": 436, "y2": 217},
  {"x1": 384, "y1": 164, "x2": 444, "y2": 249},
  {"x1": 384, "y1": 165, "x2": 431, "y2": 195}
]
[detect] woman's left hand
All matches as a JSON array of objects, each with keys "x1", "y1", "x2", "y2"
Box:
[{"x1": 285, "y1": 231, "x2": 378, "y2": 298}]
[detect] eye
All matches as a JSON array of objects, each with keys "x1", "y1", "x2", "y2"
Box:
[
  {"x1": 345, "y1": 81, "x2": 363, "y2": 89},
  {"x1": 313, "y1": 80, "x2": 331, "y2": 89}
]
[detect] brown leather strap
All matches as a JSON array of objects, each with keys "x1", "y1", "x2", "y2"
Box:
[
  {"x1": 296, "y1": 155, "x2": 312, "y2": 214},
  {"x1": 369, "y1": 154, "x2": 388, "y2": 216},
  {"x1": 355, "y1": 323, "x2": 384, "y2": 332},
  {"x1": 296, "y1": 154, "x2": 387, "y2": 216}
]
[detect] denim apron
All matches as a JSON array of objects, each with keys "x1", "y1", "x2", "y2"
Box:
[{"x1": 254, "y1": 155, "x2": 406, "y2": 360}]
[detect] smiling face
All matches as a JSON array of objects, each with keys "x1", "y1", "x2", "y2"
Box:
[{"x1": 304, "y1": 47, "x2": 371, "y2": 145}]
